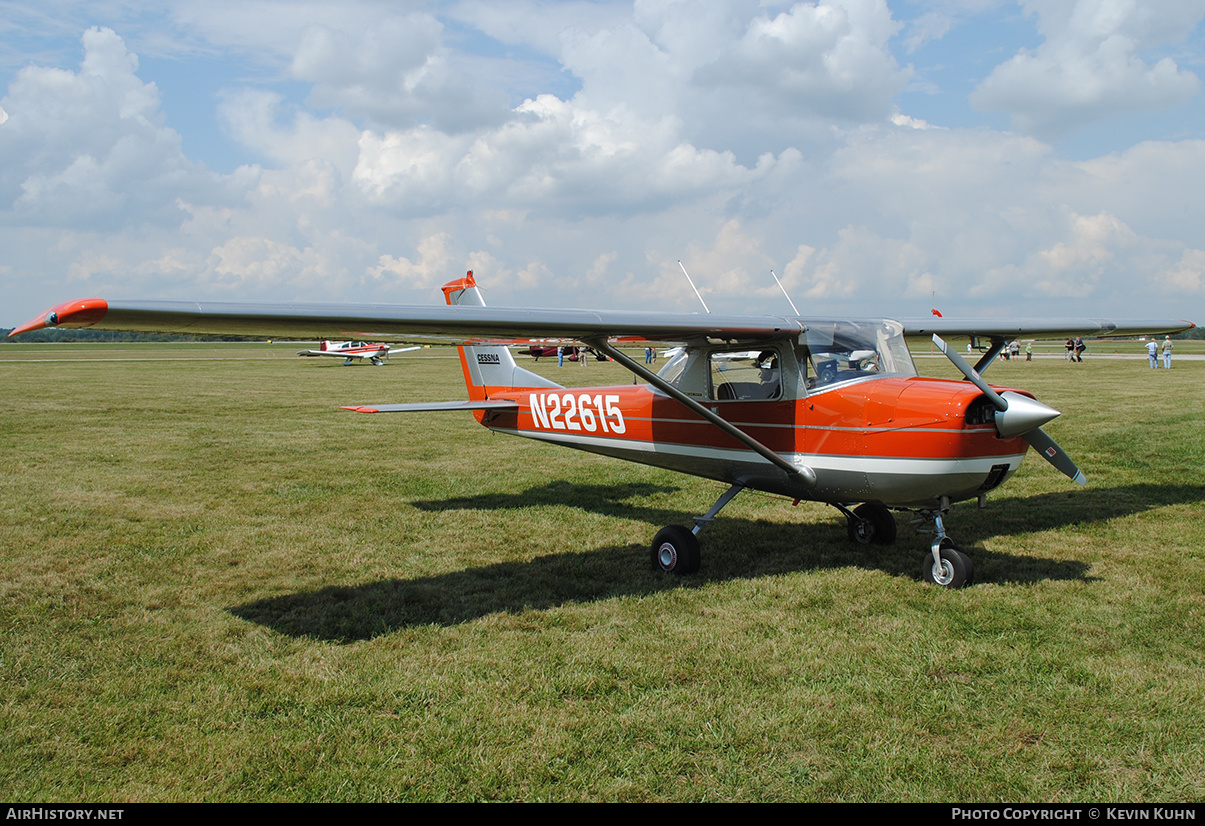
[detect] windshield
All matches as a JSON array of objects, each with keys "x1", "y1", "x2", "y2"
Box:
[{"x1": 800, "y1": 320, "x2": 915, "y2": 391}]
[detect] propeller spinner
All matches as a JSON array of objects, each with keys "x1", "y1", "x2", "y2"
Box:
[{"x1": 933, "y1": 335, "x2": 1087, "y2": 487}]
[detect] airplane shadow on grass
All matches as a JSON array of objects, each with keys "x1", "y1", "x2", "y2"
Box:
[
  {"x1": 230, "y1": 481, "x2": 1205, "y2": 642},
  {"x1": 409, "y1": 480, "x2": 687, "y2": 522}
]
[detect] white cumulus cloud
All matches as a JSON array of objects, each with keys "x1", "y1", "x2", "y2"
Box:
[
  {"x1": 0, "y1": 27, "x2": 249, "y2": 229},
  {"x1": 352, "y1": 94, "x2": 776, "y2": 215},
  {"x1": 971, "y1": 0, "x2": 1205, "y2": 138}
]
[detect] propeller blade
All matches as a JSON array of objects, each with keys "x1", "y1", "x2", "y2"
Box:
[
  {"x1": 1025, "y1": 427, "x2": 1087, "y2": 486},
  {"x1": 932, "y1": 335, "x2": 1007, "y2": 411}
]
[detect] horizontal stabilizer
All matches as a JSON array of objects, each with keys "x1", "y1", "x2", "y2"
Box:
[{"x1": 341, "y1": 400, "x2": 520, "y2": 414}]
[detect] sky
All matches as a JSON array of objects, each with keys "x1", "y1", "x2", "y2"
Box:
[{"x1": 2, "y1": 0, "x2": 1204, "y2": 327}]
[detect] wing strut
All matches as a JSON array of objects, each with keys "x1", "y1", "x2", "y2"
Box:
[
  {"x1": 585, "y1": 338, "x2": 816, "y2": 488},
  {"x1": 972, "y1": 339, "x2": 1007, "y2": 375}
]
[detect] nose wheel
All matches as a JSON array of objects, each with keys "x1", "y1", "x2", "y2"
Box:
[
  {"x1": 922, "y1": 538, "x2": 974, "y2": 588},
  {"x1": 911, "y1": 503, "x2": 974, "y2": 588}
]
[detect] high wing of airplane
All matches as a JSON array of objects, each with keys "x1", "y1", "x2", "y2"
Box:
[
  {"x1": 296, "y1": 340, "x2": 420, "y2": 366},
  {"x1": 11, "y1": 277, "x2": 1194, "y2": 589}
]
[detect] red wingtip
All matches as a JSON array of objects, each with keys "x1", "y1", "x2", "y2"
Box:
[
  {"x1": 9, "y1": 298, "x2": 109, "y2": 337},
  {"x1": 340, "y1": 406, "x2": 379, "y2": 413},
  {"x1": 8, "y1": 315, "x2": 47, "y2": 338}
]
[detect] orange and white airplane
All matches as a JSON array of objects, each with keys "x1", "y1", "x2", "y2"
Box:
[
  {"x1": 297, "y1": 340, "x2": 419, "y2": 365},
  {"x1": 11, "y1": 273, "x2": 1193, "y2": 588}
]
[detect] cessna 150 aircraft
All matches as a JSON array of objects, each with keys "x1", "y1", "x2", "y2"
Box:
[
  {"x1": 11, "y1": 273, "x2": 1193, "y2": 588},
  {"x1": 297, "y1": 340, "x2": 420, "y2": 365}
]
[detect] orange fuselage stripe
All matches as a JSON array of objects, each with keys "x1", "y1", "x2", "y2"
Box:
[{"x1": 483, "y1": 377, "x2": 1025, "y2": 461}]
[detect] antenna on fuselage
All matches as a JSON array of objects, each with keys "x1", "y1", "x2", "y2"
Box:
[
  {"x1": 677, "y1": 260, "x2": 711, "y2": 314},
  {"x1": 769, "y1": 269, "x2": 799, "y2": 316}
]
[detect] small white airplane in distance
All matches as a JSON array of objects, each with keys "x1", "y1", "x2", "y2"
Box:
[{"x1": 296, "y1": 340, "x2": 420, "y2": 366}]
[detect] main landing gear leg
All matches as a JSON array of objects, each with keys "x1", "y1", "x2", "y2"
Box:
[
  {"x1": 651, "y1": 483, "x2": 744, "y2": 576},
  {"x1": 912, "y1": 496, "x2": 974, "y2": 589}
]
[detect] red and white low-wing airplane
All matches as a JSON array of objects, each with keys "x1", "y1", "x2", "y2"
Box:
[
  {"x1": 297, "y1": 340, "x2": 420, "y2": 365},
  {"x1": 11, "y1": 273, "x2": 1194, "y2": 588}
]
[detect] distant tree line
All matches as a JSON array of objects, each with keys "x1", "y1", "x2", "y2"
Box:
[{"x1": 0, "y1": 328, "x2": 262, "y2": 343}]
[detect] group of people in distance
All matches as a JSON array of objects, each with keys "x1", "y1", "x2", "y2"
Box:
[
  {"x1": 1000, "y1": 340, "x2": 1030, "y2": 361},
  {"x1": 1147, "y1": 336, "x2": 1174, "y2": 369},
  {"x1": 1033, "y1": 335, "x2": 1176, "y2": 368},
  {"x1": 1063, "y1": 336, "x2": 1087, "y2": 362}
]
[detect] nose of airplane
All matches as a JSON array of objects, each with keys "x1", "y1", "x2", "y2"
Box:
[{"x1": 993, "y1": 391, "x2": 1060, "y2": 438}]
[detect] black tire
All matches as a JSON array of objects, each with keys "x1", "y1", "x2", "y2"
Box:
[
  {"x1": 940, "y1": 538, "x2": 974, "y2": 585},
  {"x1": 957, "y1": 545, "x2": 974, "y2": 586},
  {"x1": 651, "y1": 525, "x2": 701, "y2": 575},
  {"x1": 846, "y1": 502, "x2": 897, "y2": 546},
  {"x1": 922, "y1": 543, "x2": 972, "y2": 589}
]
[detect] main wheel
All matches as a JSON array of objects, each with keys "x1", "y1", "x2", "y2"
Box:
[
  {"x1": 922, "y1": 542, "x2": 972, "y2": 589},
  {"x1": 846, "y1": 503, "x2": 897, "y2": 546},
  {"x1": 651, "y1": 525, "x2": 700, "y2": 575}
]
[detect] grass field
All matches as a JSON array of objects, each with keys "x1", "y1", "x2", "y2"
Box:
[{"x1": 1, "y1": 340, "x2": 1202, "y2": 801}]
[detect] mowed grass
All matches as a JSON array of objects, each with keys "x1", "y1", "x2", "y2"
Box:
[{"x1": 1, "y1": 341, "x2": 1203, "y2": 801}]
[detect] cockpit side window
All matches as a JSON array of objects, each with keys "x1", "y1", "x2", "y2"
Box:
[{"x1": 709, "y1": 349, "x2": 782, "y2": 401}]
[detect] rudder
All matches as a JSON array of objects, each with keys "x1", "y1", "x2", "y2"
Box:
[{"x1": 441, "y1": 271, "x2": 560, "y2": 401}]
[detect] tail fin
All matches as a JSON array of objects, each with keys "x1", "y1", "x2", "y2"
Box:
[{"x1": 441, "y1": 271, "x2": 560, "y2": 400}]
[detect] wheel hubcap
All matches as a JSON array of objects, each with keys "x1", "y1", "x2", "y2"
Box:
[
  {"x1": 932, "y1": 559, "x2": 954, "y2": 586},
  {"x1": 658, "y1": 544, "x2": 677, "y2": 570}
]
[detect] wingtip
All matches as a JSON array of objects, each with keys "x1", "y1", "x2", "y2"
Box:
[
  {"x1": 7, "y1": 319, "x2": 40, "y2": 338},
  {"x1": 9, "y1": 298, "x2": 109, "y2": 337},
  {"x1": 340, "y1": 405, "x2": 379, "y2": 413},
  {"x1": 9, "y1": 311, "x2": 52, "y2": 337}
]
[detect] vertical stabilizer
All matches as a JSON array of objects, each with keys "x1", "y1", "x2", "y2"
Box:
[{"x1": 441, "y1": 272, "x2": 560, "y2": 400}]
